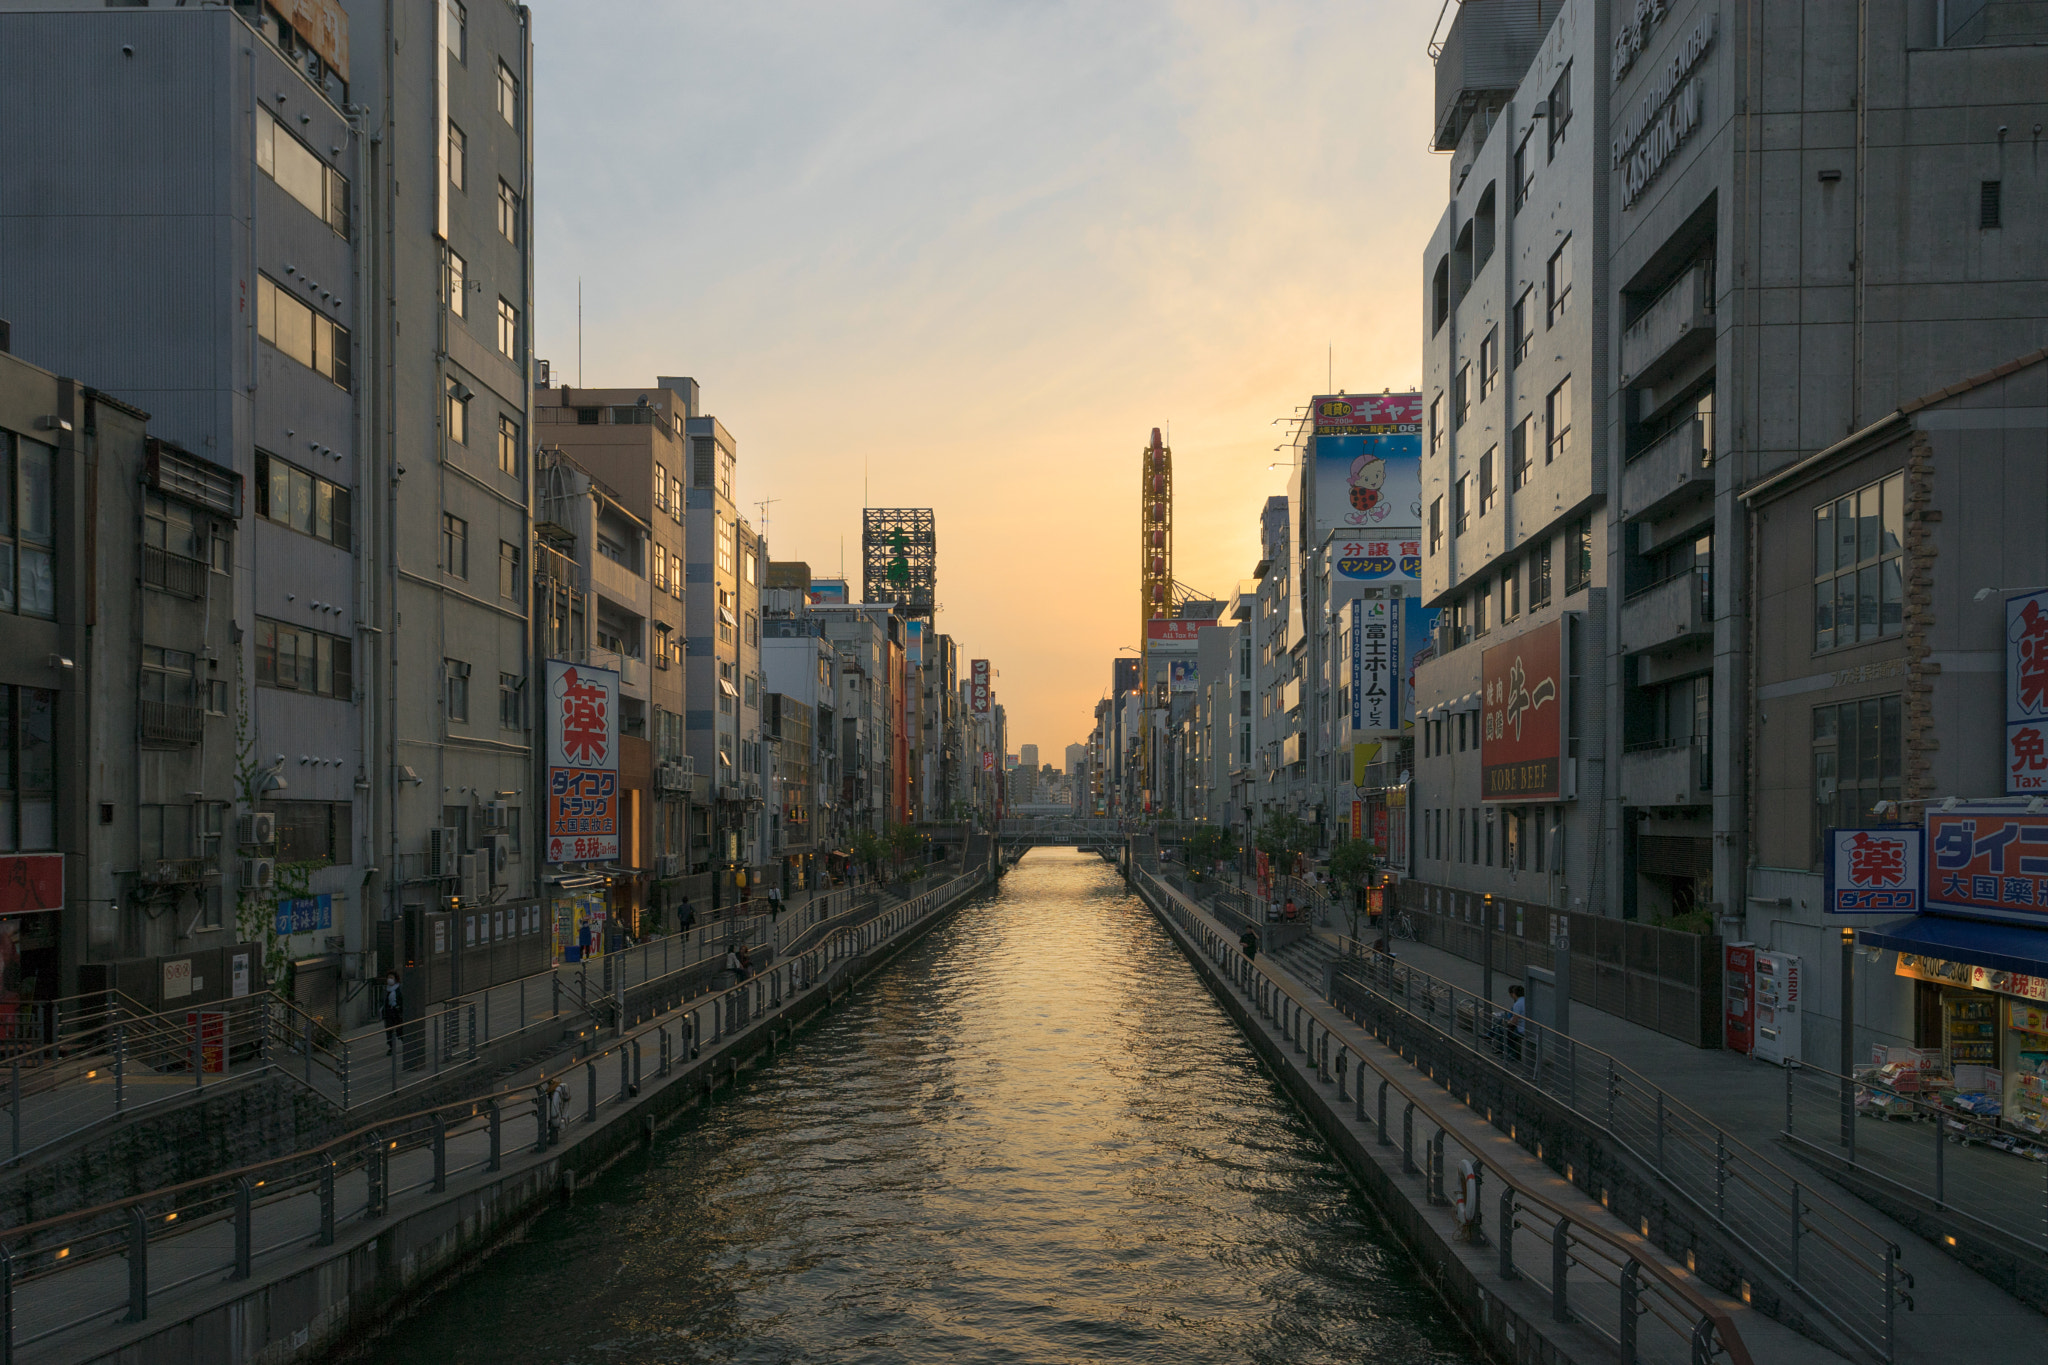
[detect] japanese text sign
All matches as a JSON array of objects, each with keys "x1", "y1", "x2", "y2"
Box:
[
  {"x1": 1334, "y1": 538, "x2": 1422, "y2": 583},
  {"x1": 1311, "y1": 392, "x2": 1423, "y2": 538},
  {"x1": 1926, "y1": 810, "x2": 2048, "y2": 920},
  {"x1": 1822, "y1": 827, "x2": 1922, "y2": 915},
  {"x1": 1350, "y1": 597, "x2": 1396, "y2": 734},
  {"x1": 546, "y1": 660, "x2": 619, "y2": 864},
  {"x1": 1480, "y1": 618, "x2": 1565, "y2": 801},
  {"x1": 273, "y1": 892, "x2": 334, "y2": 936},
  {"x1": 2007, "y1": 589, "x2": 2048, "y2": 794},
  {"x1": 971, "y1": 659, "x2": 991, "y2": 714}
]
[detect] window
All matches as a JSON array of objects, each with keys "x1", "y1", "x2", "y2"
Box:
[
  {"x1": 446, "y1": 377, "x2": 470, "y2": 444},
  {"x1": 654, "y1": 465, "x2": 669, "y2": 515},
  {"x1": 255, "y1": 451, "x2": 352, "y2": 548},
  {"x1": 443, "y1": 513, "x2": 468, "y2": 578},
  {"x1": 1566, "y1": 514, "x2": 1592, "y2": 594},
  {"x1": 1513, "y1": 133, "x2": 1534, "y2": 211},
  {"x1": 0, "y1": 686, "x2": 56, "y2": 852},
  {"x1": 1428, "y1": 394, "x2": 1444, "y2": 456},
  {"x1": 715, "y1": 516, "x2": 735, "y2": 576},
  {"x1": 445, "y1": 659, "x2": 471, "y2": 722},
  {"x1": 497, "y1": 414, "x2": 521, "y2": 477},
  {"x1": 140, "y1": 646, "x2": 197, "y2": 713},
  {"x1": 1432, "y1": 257, "x2": 1450, "y2": 334},
  {"x1": 257, "y1": 276, "x2": 350, "y2": 389},
  {"x1": 446, "y1": 0, "x2": 466, "y2": 62},
  {"x1": 654, "y1": 624, "x2": 672, "y2": 670},
  {"x1": 744, "y1": 673, "x2": 758, "y2": 708},
  {"x1": 1546, "y1": 237, "x2": 1572, "y2": 327},
  {"x1": 1811, "y1": 696, "x2": 1902, "y2": 864},
  {"x1": 1513, "y1": 288, "x2": 1535, "y2": 365},
  {"x1": 447, "y1": 120, "x2": 466, "y2": 191},
  {"x1": 746, "y1": 612, "x2": 759, "y2": 646},
  {"x1": 497, "y1": 61, "x2": 520, "y2": 127},
  {"x1": 255, "y1": 111, "x2": 348, "y2": 235},
  {"x1": 273, "y1": 801, "x2": 351, "y2": 865},
  {"x1": 1478, "y1": 328, "x2": 1499, "y2": 398},
  {"x1": 497, "y1": 178, "x2": 520, "y2": 243},
  {"x1": 499, "y1": 672, "x2": 525, "y2": 730},
  {"x1": 1546, "y1": 61, "x2": 1572, "y2": 159},
  {"x1": 1501, "y1": 564, "x2": 1520, "y2": 623},
  {"x1": 0, "y1": 433, "x2": 55, "y2": 621},
  {"x1": 1813, "y1": 471, "x2": 1904, "y2": 651},
  {"x1": 447, "y1": 250, "x2": 467, "y2": 318},
  {"x1": 1453, "y1": 364, "x2": 1471, "y2": 428},
  {"x1": 653, "y1": 544, "x2": 668, "y2": 594},
  {"x1": 1429, "y1": 496, "x2": 1443, "y2": 555},
  {"x1": 1475, "y1": 578, "x2": 1491, "y2": 636},
  {"x1": 497, "y1": 298, "x2": 519, "y2": 360},
  {"x1": 1454, "y1": 472, "x2": 1472, "y2": 535},
  {"x1": 499, "y1": 541, "x2": 522, "y2": 601},
  {"x1": 255, "y1": 619, "x2": 352, "y2": 698},
  {"x1": 1478, "y1": 447, "x2": 1498, "y2": 515},
  {"x1": 1980, "y1": 181, "x2": 2002, "y2": 230},
  {"x1": 1545, "y1": 377, "x2": 1572, "y2": 464},
  {"x1": 1510, "y1": 416, "x2": 1533, "y2": 490},
  {"x1": 1529, "y1": 538, "x2": 1552, "y2": 607}
]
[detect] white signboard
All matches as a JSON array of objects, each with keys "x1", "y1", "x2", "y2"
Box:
[{"x1": 1350, "y1": 596, "x2": 1397, "y2": 735}]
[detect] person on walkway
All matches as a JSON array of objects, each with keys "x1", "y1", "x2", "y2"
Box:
[
  {"x1": 678, "y1": 896, "x2": 696, "y2": 933},
  {"x1": 723, "y1": 945, "x2": 743, "y2": 987},
  {"x1": 1507, "y1": 984, "x2": 1528, "y2": 1060},
  {"x1": 768, "y1": 885, "x2": 783, "y2": 920},
  {"x1": 381, "y1": 971, "x2": 403, "y2": 1056},
  {"x1": 1238, "y1": 926, "x2": 1259, "y2": 961},
  {"x1": 1283, "y1": 896, "x2": 1298, "y2": 922},
  {"x1": 737, "y1": 945, "x2": 754, "y2": 981}
]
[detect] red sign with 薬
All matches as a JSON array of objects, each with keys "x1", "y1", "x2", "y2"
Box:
[{"x1": 545, "y1": 661, "x2": 620, "y2": 864}]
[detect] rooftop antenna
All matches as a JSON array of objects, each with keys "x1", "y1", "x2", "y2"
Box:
[
  {"x1": 1327, "y1": 342, "x2": 1332, "y2": 392},
  {"x1": 754, "y1": 496, "x2": 780, "y2": 543},
  {"x1": 577, "y1": 277, "x2": 584, "y2": 387}
]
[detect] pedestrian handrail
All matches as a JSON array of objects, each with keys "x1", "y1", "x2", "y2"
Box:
[
  {"x1": 1138, "y1": 872, "x2": 1755, "y2": 1365},
  {"x1": 0, "y1": 868, "x2": 986, "y2": 1362},
  {"x1": 1308, "y1": 924, "x2": 1905, "y2": 1364}
]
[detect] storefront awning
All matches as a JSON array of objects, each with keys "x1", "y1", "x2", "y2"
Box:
[{"x1": 1859, "y1": 915, "x2": 2048, "y2": 977}]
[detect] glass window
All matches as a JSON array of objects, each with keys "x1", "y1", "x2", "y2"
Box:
[
  {"x1": 1513, "y1": 288, "x2": 1535, "y2": 365},
  {"x1": 443, "y1": 513, "x2": 468, "y2": 578},
  {"x1": 254, "y1": 451, "x2": 350, "y2": 548},
  {"x1": 1478, "y1": 446, "x2": 1498, "y2": 515},
  {"x1": 0, "y1": 686, "x2": 55, "y2": 853},
  {"x1": 1428, "y1": 496, "x2": 1443, "y2": 555},
  {"x1": 1546, "y1": 61, "x2": 1573, "y2": 159},
  {"x1": 1810, "y1": 695, "x2": 1903, "y2": 864},
  {"x1": 1453, "y1": 364, "x2": 1471, "y2": 428},
  {"x1": 256, "y1": 276, "x2": 350, "y2": 389},
  {"x1": 1545, "y1": 376, "x2": 1572, "y2": 464},
  {"x1": 1454, "y1": 472, "x2": 1471, "y2": 535},
  {"x1": 254, "y1": 619, "x2": 351, "y2": 698},
  {"x1": 499, "y1": 541, "x2": 522, "y2": 601},
  {"x1": 1428, "y1": 394, "x2": 1443, "y2": 455},
  {"x1": 447, "y1": 0, "x2": 467, "y2": 61},
  {"x1": 1812, "y1": 471, "x2": 1905, "y2": 651},
  {"x1": 1529, "y1": 538, "x2": 1552, "y2": 607},
  {"x1": 1478, "y1": 328, "x2": 1499, "y2": 398},
  {"x1": 497, "y1": 298, "x2": 519, "y2": 360},
  {"x1": 497, "y1": 414, "x2": 521, "y2": 477},
  {"x1": 1513, "y1": 134, "x2": 1534, "y2": 211},
  {"x1": 447, "y1": 378, "x2": 470, "y2": 445},
  {"x1": 497, "y1": 179, "x2": 520, "y2": 244},
  {"x1": 446, "y1": 659, "x2": 471, "y2": 722},
  {"x1": 1510, "y1": 415, "x2": 1533, "y2": 490},
  {"x1": 499, "y1": 672, "x2": 525, "y2": 730},
  {"x1": 447, "y1": 121, "x2": 466, "y2": 191},
  {"x1": 447, "y1": 250, "x2": 466, "y2": 318},
  {"x1": 1566, "y1": 515, "x2": 1592, "y2": 594},
  {"x1": 497, "y1": 62, "x2": 520, "y2": 128},
  {"x1": 1547, "y1": 237, "x2": 1572, "y2": 327},
  {"x1": 0, "y1": 434, "x2": 53, "y2": 619},
  {"x1": 256, "y1": 111, "x2": 348, "y2": 235}
]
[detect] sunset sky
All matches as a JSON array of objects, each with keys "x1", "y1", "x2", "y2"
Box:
[{"x1": 532, "y1": 1, "x2": 1446, "y2": 757}]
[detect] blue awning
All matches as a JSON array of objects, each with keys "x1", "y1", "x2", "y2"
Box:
[{"x1": 1857, "y1": 915, "x2": 2048, "y2": 976}]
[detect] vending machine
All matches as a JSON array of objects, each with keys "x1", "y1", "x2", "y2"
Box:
[
  {"x1": 1724, "y1": 942, "x2": 1756, "y2": 1056},
  {"x1": 1752, "y1": 950, "x2": 1804, "y2": 1066}
]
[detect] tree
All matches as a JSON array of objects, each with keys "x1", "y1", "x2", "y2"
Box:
[
  {"x1": 1253, "y1": 811, "x2": 1316, "y2": 871},
  {"x1": 850, "y1": 826, "x2": 886, "y2": 881},
  {"x1": 1184, "y1": 826, "x2": 1231, "y2": 870},
  {"x1": 1328, "y1": 836, "x2": 1381, "y2": 941},
  {"x1": 886, "y1": 822, "x2": 922, "y2": 867}
]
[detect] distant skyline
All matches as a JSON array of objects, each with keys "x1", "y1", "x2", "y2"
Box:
[{"x1": 533, "y1": 1, "x2": 1444, "y2": 751}]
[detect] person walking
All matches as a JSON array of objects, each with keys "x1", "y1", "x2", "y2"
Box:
[
  {"x1": 678, "y1": 896, "x2": 696, "y2": 933},
  {"x1": 723, "y1": 944, "x2": 743, "y2": 988},
  {"x1": 1238, "y1": 925, "x2": 1259, "y2": 961},
  {"x1": 1283, "y1": 896, "x2": 1298, "y2": 922},
  {"x1": 1507, "y1": 984, "x2": 1528, "y2": 1060},
  {"x1": 380, "y1": 970, "x2": 403, "y2": 1056},
  {"x1": 768, "y1": 885, "x2": 783, "y2": 920}
]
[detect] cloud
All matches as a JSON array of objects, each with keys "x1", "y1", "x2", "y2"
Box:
[{"x1": 532, "y1": 0, "x2": 1441, "y2": 751}]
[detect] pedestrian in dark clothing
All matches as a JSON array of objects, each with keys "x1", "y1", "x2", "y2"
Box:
[
  {"x1": 737, "y1": 945, "x2": 754, "y2": 981},
  {"x1": 381, "y1": 971, "x2": 403, "y2": 1055},
  {"x1": 678, "y1": 897, "x2": 696, "y2": 933},
  {"x1": 1239, "y1": 926, "x2": 1259, "y2": 961}
]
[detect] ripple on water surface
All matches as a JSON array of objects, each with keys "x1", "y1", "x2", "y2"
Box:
[{"x1": 379, "y1": 849, "x2": 1481, "y2": 1365}]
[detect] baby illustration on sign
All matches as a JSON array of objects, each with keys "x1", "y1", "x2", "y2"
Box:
[{"x1": 1348, "y1": 450, "x2": 1389, "y2": 521}]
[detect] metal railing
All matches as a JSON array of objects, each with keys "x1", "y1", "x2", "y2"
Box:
[
  {"x1": 1783, "y1": 1059, "x2": 2048, "y2": 1256},
  {"x1": 0, "y1": 869, "x2": 986, "y2": 1362},
  {"x1": 1139, "y1": 871, "x2": 1755, "y2": 1365},
  {"x1": 1313, "y1": 928, "x2": 1904, "y2": 1363}
]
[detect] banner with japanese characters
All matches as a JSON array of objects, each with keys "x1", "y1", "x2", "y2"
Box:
[
  {"x1": 1926, "y1": 810, "x2": 2048, "y2": 921},
  {"x1": 1349, "y1": 596, "x2": 1396, "y2": 734},
  {"x1": 970, "y1": 659, "x2": 991, "y2": 714},
  {"x1": 545, "y1": 660, "x2": 620, "y2": 864},
  {"x1": 1334, "y1": 536, "x2": 1422, "y2": 583},
  {"x1": 1822, "y1": 827, "x2": 1922, "y2": 915},
  {"x1": 1480, "y1": 618, "x2": 1565, "y2": 801},
  {"x1": 2007, "y1": 588, "x2": 2048, "y2": 793}
]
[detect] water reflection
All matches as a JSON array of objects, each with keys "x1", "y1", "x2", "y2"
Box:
[{"x1": 382, "y1": 849, "x2": 1478, "y2": 1364}]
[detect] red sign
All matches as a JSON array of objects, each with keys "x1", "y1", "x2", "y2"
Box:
[
  {"x1": 1146, "y1": 618, "x2": 1205, "y2": 642},
  {"x1": 187, "y1": 1011, "x2": 228, "y2": 1074},
  {"x1": 546, "y1": 660, "x2": 620, "y2": 864},
  {"x1": 1927, "y1": 810, "x2": 2048, "y2": 920},
  {"x1": 0, "y1": 854, "x2": 63, "y2": 918},
  {"x1": 1480, "y1": 619, "x2": 1565, "y2": 801},
  {"x1": 1313, "y1": 392, "x2": 1425, "y2": 433}
]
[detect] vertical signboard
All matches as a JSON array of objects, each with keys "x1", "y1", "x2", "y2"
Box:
[
  {"x1": 1822, "y1": 827, "x2": 1923, "y2": 915},
  {"x1": 1480, "y1": 618, "x2": 1565, "y2": 801},
  {"x1": 1350, "y1": 597, "x2": 1396, "y2": 733},
  {"x1": 970, "y1": 659, "x2": 991, "y2": 714},
  {"x1": 1401, "y1": 595, "x2": 1441, "y2": 729},
  {"x1": 545, "y1": 660, "x2": 620, "y2": 864},
  {"x1": 2007, "y1": 589, "x2": 2048, "y2": 793},
  {"x1": 1310, "y1": 392, "x2": 1424, "y2": 537}
]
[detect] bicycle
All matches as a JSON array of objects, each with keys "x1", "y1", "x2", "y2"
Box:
[{"x1": 1387, "y1": 909, "x2": 1418, "y2": 942}]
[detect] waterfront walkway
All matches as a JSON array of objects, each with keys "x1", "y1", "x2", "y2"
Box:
[{"x1": 1237, "y1": 900, "x2": 2048, "y2": 1363}]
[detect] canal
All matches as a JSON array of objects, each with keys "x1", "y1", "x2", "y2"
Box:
[{"x1": 379, "y1": 849, "x2": 1481, "y2": 1364}]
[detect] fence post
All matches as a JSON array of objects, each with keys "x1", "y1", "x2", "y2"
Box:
[
  {"x1": 368, "y1": 1133, "x2": 386, "y2": 1217},
  {"x1": 488, "y1": 1099, "x2": 502, "y2": 1172},
  {"x1": 1498, "y1": 1188, "x2": 1517, "y2": 1278},
  {"x1": 585, "y1": 1060, "x2": 598, "y2": 1122},
  {"x1": 1788, "y1": 1181, "x2": 1801, "y2": 1282},
  {"x1": 1378, "y1": 1079, "x2": 1390, "y2": 1145},
  {"x1": 192, "y1": 1011, "x2": 203, "y2": 1089},
  {"x1": 1550, "y1": 1216, "x2": 1571, "y2": 1323},
  {"x1": 1656, "y1": 1090, "x2": 1667, "y2": 1171},
  {"x1": 319, "y1": 1156, "x2": 335, "y2": 1246},
  {"x1": 429, "y1": 1120, "x2": 446, "y2": 1193},
  {"x1": 1402, "y1": 1102, "x2": 1416, "y2": 1173},
  {"x1": 233, "y1": 1176, "x2": 252, "y2": 1280},
  {"x1": 1620, "y1": 1258, "x2": 1641, "y2": 1365},
  {"x1": 126, "y1": 1206, "x2": 148, "y2": 1322},
  {"x1": 8, "y1": 1062, "x2": 17, "y2": 1159},
  {"x1": 114, "y1": 1023, "x2": 127, "y2": 1115},
  {"x1": 1933, "y1": 1101, "x2": 1945, "y2": 1207},
  {"x1": 1715, "y1": 1130, "x2": 1727, "y2": 1221},
  {"x1": 1430, "y1": 1129, "x2": 1446, "y2": 1203}
]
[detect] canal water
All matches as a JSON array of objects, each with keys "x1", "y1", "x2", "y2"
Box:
[{"x1": 379, "y1": 849, "x2": 1479, "y2": 1364}]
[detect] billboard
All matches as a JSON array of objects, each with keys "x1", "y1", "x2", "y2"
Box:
[
  {"x1": 1169, "y1": 659, "x2": 1198, "y2": 693},
  {"x1": 1401, "y1": 596, "x2": 1441, "y2": 729},
  {"x1": 1146, "y1": 617, "x2": 1205, "y2": 643},
  {"x1": 1311, "y1": 392, "x2": 1423, "y2": 538},
  {"x1": 1335, "y1": 535, "x2": 1422, "y2": 583},
  {"x1": 1349, "y1": 597, "x2": 1396, "y2": 734},
  {"x1": 545, "y1": 660, "x2": 620, "y2": 864},
  {"x1": 1927, "y1": 810, "x2": 2048, "y2": 922},
  {"x1": 1480, "y1": 618, "x2": 1565, "y2": 801},
  {"x1": 808, "y1": 578, "x2": 850, "y2": 605},
  {"x1": 861, "y1": 508, "x2": 937, "y2": 616},
  {"x1": 970, "y1": 659, "x2": 991, "y2": 714},
  {"x1": 2007, "y1": 589, "x2": 2048, "y2": 793},
  {"x1": 1823, "y1": 827, "x2": 1923, "y2": 916}
]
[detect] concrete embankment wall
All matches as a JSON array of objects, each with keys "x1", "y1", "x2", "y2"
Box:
[{"x1": 51, "y1": 865, "x2": 998, "y2": 1365}]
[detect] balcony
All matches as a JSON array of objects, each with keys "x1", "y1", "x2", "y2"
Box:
[
  {"x1": 1619, "y1": 568, "x2": 1711, "y2": 656},
  {"x1": 141, "y1": 545, "x2": 208, "y2": 599},
  {"x1": 1619, "y1": 417, "x2": 1711, "y2": 522},
  {"x1": 1620, "y1": 260, "x2": 1713, "y2": 389},
  {"x1": 138, "y1": 700, "x2": 205, "y2": 746},
  {"x1": 1620, "y1": 738, "x2": 1711, "y2": 808},
  {"x1": 588, "y1": 550, "x2": 645, "y2": 610}
]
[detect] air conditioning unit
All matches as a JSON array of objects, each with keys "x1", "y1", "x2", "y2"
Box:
[
  {"x1": 428, "y1": 826, "x2": 460, "y2": 879},
  {"x1": 655, "y1": 852, "x2": 682, "y2": 878},
  {"x1": 240, "y1": 856, "x2": 276, "y2": 890},
  {"x1": 483, "y1": 800, "x2": 509, "y2": 830},
  {"x1": 236, "y1": 811, "x2": 276, "y2": 848},
  {"x1": 459, "y1": 853, "x2": 484, "y2": 902},
  {"x1": 480, "y1": 834, "x2": 508, "y2": 883}
]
